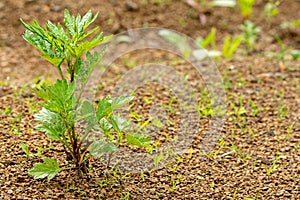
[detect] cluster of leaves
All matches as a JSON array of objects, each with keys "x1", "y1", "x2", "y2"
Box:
[
  {"x1": 195, "y1": 28, "x2": 242, "y2": 60},
  {"x1": 238, "y1": 0, "x2": 256, "y2": 18},
  {"x1": 21, "y1": 9, "x2": 149, "y2": 180},
  {"x1": 159, "y1": 28, "x2": 242, "y2": 60},
  {"x1": 239, "y1": 20, "x2": 261, "y2": 52}
]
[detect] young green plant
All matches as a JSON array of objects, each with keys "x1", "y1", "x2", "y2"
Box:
[
  {"x1": 240, "y1": 20, "x2": 261, "y2": 52},
  {"x1": 238, "y1": 0, "x2": 256, "y2": 18},
  {"x1": 21, "y1": 9, "x2": 150, "y2": 179}
]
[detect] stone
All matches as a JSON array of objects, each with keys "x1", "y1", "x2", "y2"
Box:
[{"x1": 125, "y1": 1, "x2": 139, "y2": 11}]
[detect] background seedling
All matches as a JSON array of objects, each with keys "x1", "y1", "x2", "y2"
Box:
[
  {"x1": 280, "y1": 20, "x2": 300, "y2": 30},
  {"x1": 265, "y1": 152, "x2": 284, "y2": 176},
  {"x1": 20, "y1": 141, "x2": 29, "y2": 159},
  {"x1": 239, "y1": 20, "x2": 261, "y2": 52},
  {"x1": 264, "y1": 0, "x2": 280, "y2": 24},
  {"x1": 238, "y1": 0, "x2": 256, "y2": 18},
  {"x1": 170, "y1": 175, "x2": 181, "y2": 192},
  {"x1": 196, "y1": 27, "x2": 217, "y2": 49},
  {"x1": 120, "y1": 192, "x2": 130, "y2": 200},
  {"x1": 222, "y1": 35, "x2": 242, "y2": 60},
  {"x1": 285, "y1": 123, "x2": 294, "y2": 139}
]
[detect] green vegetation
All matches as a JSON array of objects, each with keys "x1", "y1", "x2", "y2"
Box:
[{"x1": 21, "y1": 9, "x2": 150, "y2": 179}]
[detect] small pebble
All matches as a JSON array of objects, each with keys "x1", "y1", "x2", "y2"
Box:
[
  {"x1": 51, "y1": 5, "x2": 62, "y2": 12},
  {"x1": 261, "y1": 186, "x2": 269, "y2": 191},
  {"x1": 125, "y1": 1, "x2": 139, "y2": 11}
]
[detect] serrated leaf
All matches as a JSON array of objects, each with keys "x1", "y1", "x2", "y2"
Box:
[
  {"x1": 96, "y1": 96, "x2": 113, "y2": 121},
  {"x1": 75, "y1": 48, "x2": 107, "y2": 87},
  {"x1": 99, "y1": 118, "x2": 112, "y2": 133},
  {"x1": 34, "y1": 108, "x2": 66, "y2": 140},
  {"x1": 28, "y1": 158, "x2": 61, "y2": 180},
  {"x1": 89, "y1": 140, "x2": 117, "y2": 156},
  {"x1": 42, "y1": 80, "x2": 75, "y2": 113},
  {"x1": 80, "y1": 100, "x2": 96, "y2": 125},
  {"x1": 75, "y1": 34, "x2": 110, "y2": 57},
  {"x1": 64, "y1": 9, "x2": 76, "y2": 38},
  {"x1": 41, "y1": 53, "x2": 64, "y2": 67},
  {"x1": 110, "y1": 115, "x2": 130, "y2": 133},
  {"x1": 126, "y1": 133, "x2": 151, "y2": 147},
  {"x1": 78, "y1": 10, "x2": 92, "y2": 35},
  {"x1": 111, "y1": 96, "x2": 134, "y2": 110},
  {"x1": 79, "y1": 100, "x2": 97, "y2": 134}
]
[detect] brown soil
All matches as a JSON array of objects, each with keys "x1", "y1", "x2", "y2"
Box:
[{"x1": 0, "y1": 0, "x2": 300, "y2": 199}]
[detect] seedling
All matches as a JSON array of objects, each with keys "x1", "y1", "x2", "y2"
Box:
[
  {"x1": 291, "y1": 50, "x2": 300, "y2": 61},
  {"x1": 240, "y1": 20, "x2": 261, "y2": 52},
  {"x1": 264, "y1": 0, "x2": 280, "y2": 22},
  {"x1": 36, "y1": 145, "x2": 43, "y2": 158},
  {"x1": 20, "y1": 142, "x2": 29, "y2": 159},
  {"x1": 120, "y1": 192, "x2": 130, "y2": 200},
  {"x1": 249, "y1": 99, "x2": 259, "y2": 117},
  {"x1": 238, "y1": 0, "x2": 256, "y2": 18},
  {"x1": 21, "y1": 9, "x2": 150, "y2": 179},
  {"x1": 265, "y1": 152, "x2": 284, "y2": 176},
  {"x1": 196, "y1": 27, "x2": 217, "y2": 49},
  {"x1": 4, "y1": 106, "x2": 12, "y2": 116},
  {"x1": 170, "y1": 175, "x2": 181, "y2": 192},
  {"x1": 213, "y1": 137, "x2": 225, "y2": 158},
  {"x1": 222, "y1": 35, "x2": 242, "y2": 60},
  {"x1": 280, "y1": 20, "x2": 300, "y2": 29},
  {"x1": 277, "y1": 101, "x2": 289, "y2": 119},
  {"x1": 285, "y1": 123, "x2": 294, "y2": 139}
]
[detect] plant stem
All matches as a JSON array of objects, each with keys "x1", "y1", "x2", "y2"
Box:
[{"x1": 71, "y1": 57, "x2": 79, "y2": 82}]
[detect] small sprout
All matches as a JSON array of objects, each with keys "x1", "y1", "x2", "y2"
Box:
[
  {"x1": 20, "y1": 142, "x2": 29, "y2": 159},
  {"x1": 240, "y1": 20, "x2": 261, "y2": 52},
  {"x1": 238, "y1": 0, "x2": 256, "y2": 18},
  {"x1": 222, "y1": 35, "x2": 242, "y2": 60}
]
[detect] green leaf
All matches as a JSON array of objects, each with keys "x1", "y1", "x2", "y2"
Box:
[
  {"x1": 77, "y1": 10, "x2": 93, "y2": 35},
  {"x1": 198, "y1": 27, "x2": 217, "y2": 49},
  {"x1": 110, "y1": 115, "x2": 130, "y2": 133},
  {"x1": 99, "y1": 118, "x2": 112, "y2": 133},
  {"x1": 222, "y1": 35, "x2": 242, "y2": 59},
  {"x1": 75, "y1": 48, "x2": 107, "y2": 87},
  {"x1": 111, "y1": 96, "x2": 134, "y2": 110},
  {"x1": 74, "y1": 34, "x2": 111, "y2": 57},
  {"x1": 20, "y1": 19, "x2": 66, "y2": 68},
  {"x1": 126, "y1": 133, "x2": 151, "y2": 147},
  {"x1": 64, "y1": 9, "x2": 76, "y2": 38},
  {"x1": 39, "y1": 80, "x2": 75, "y2": 113},
  {"x1": 79, "y1": 100, "x2": 97, "y2": 134},
  {"x1": 80, "y1": 100, "x2": 96, "y2": 126},
  {"x1": 89, "y1": 140, "x2": 117, "y2": 156},
  {"x1": 96, "y1": 96, "x2": 113, "y2": 121},
  {"x1": 20, "y1": 142, "x2": 29, "y2": 158},
  {"x1": 34, "y1": 108, "x2": 66, "y2": 141},
  {"x1": 41, "y1": 53, "x2": 64, "y2": 67},
  {"x1": 28, "y1": 158, "x2": 62, "y2": 179}
]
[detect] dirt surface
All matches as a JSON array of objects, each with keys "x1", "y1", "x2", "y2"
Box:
[{"x1": 0, "y1": 0, "x2": 300, "y2": 199}]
